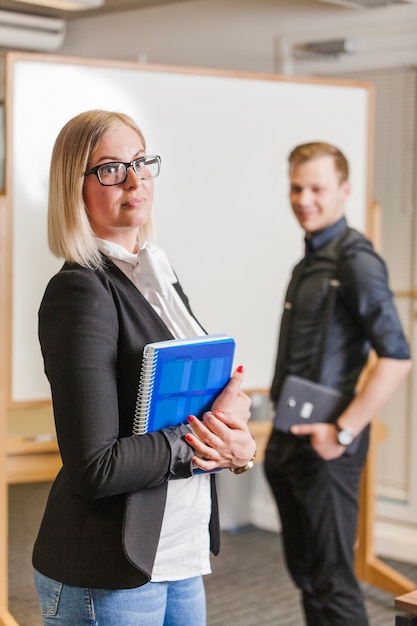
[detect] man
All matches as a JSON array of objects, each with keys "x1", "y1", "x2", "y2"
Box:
[{"x1": 264, "y1": 142, "x2": 411, "y2": 626}]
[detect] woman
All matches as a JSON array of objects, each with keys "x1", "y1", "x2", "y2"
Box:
[{"x1": 33, "y1": 109, "x2": 256, "y2": 626}]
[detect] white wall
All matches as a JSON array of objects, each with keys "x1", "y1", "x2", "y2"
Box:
[
  {"x1": 57, "y1": 0, "x2": 417, "y2": 76},
  {"x1": 1, "y1": 1, "x2": 417, "y2": 110},
  {"x1": 1, "y1": 0, "x2": 416, "y2": 133},
  {"x1": 60, "y1": 0, "x2": 325, "y2": 72}
]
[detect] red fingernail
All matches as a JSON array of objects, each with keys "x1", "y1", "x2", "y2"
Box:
[
  {"x1": 185, "y1": 433, "x2": 193, "y2": 442},
  {"x1": 237, "y1": 365, "x2": 245, "y2": 373},
  {"x1": 188, "y1": 415, "x2": 195, "y2": 422},
  {"x1": 215, "y1": 410, "x2": 225, "y2": 418}
]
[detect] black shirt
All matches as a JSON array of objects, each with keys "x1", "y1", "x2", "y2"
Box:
[{"x1": 275, "y1": 217, "x2": 410, "y2": 399}]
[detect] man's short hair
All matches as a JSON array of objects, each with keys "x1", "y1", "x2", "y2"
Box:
[{"x1": 288, "y1": 142, "x2": 349, "y2": 183}]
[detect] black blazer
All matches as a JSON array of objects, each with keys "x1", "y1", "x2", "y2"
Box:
[{"x1": 32, "y1": 257, "x2": 220, "y2": 589}]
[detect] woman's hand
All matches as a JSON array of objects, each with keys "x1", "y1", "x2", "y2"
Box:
[{"x1": 185, "y1": 366, "x2": 256, "y2": 472}]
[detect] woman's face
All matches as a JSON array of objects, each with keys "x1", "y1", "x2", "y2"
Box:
[{"x1": 83, "y1": 122, "x2": 154, "y2": 252}]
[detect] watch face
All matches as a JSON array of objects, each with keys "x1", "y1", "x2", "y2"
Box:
[{"x1": 338, "y1": 428, "x2": 354, "y2": 446}]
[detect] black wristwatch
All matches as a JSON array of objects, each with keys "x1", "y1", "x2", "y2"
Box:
[{"x1": 335, "y1": 422, "x2": 355, "y2": 446}]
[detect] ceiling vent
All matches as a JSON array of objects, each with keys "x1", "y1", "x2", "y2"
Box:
[
  {"x1": 317, "y1": 0, "x2": 417, "y2": 8},
  {"x1": 0, "y1": 10, "x2": 65, "y2": 51},
  {"x1": 294, "y1": 37, "x2": 356, "y2": 58}
]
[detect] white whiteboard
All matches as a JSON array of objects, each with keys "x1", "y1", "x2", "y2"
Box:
[{"x1": 7, "y1": 53, "x2": 371, "y2": 401}]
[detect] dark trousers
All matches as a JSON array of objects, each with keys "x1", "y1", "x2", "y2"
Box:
[{"x1": 264, "y1": 429, "x2": 370, "y2": 626}]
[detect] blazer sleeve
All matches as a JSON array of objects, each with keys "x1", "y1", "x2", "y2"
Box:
[{"x1": 39, "y1": 266, "x2": 195, "y2": 500}]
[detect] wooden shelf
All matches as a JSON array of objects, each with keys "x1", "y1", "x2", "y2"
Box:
[
  {"x1": 6, "y1": 438, "x2": 61, "y2": 485},
  {"x1": 395, "y1": 590, "x2": 417, "y2": 615},
  {"x1": 4, "y1": 421, "x2": 272, "y2": 485},
  {"x1": 249, "y1": 420, "x2": 272, "y2": 463},
  {"x1": 6, "y1": 405, "x2": 61, "y2": 484}
]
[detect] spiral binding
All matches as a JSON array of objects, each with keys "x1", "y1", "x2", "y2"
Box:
[{"x1": 133, "y1": 347, "x2": 159, "y2": 435}]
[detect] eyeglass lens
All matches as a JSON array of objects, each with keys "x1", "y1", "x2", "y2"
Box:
[{"x1": 97, "y1": 156, "x2": 160, "y2": 185}]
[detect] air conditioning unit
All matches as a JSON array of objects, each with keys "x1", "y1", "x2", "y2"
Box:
[
  {"x1": 317, "y1": 0, "x2": 417, "y2": 7},
  {"x1": 0, "y1": 10, "x2": 65, "y2": 51}
]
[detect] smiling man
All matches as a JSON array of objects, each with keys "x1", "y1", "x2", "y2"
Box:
[{"x1": 264, "y1": 142, "x2": 411, "y2": 626}]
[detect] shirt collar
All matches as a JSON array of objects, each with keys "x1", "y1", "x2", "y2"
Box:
[
  {"x1": 96, "y1": 238, "x2": 144, "y2": 267},
  {"x1": 305, "y1": 217, "x2": 347, "y2": 253}
]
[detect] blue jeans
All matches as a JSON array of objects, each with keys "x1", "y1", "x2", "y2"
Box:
[{"x1": 34, "y1": 569, "x2": 206, "y2": 626}]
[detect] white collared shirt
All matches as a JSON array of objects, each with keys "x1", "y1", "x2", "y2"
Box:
[{"x1": 96, "y1": 238, "x2": 212, "y2": 581}]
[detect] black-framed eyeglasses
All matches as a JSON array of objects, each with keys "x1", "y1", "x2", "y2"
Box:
[{"x1": 84, "y1": 155, "x2": 161, "y2": 186}]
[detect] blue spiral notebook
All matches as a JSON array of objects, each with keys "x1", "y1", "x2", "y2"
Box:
[{"x1": 133, "y1": 333, "x2": 236, "y2": 435}]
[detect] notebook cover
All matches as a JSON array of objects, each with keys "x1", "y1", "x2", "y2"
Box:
[{"x1": 133, "y1": 334, "x2": 235, "y2": 435}]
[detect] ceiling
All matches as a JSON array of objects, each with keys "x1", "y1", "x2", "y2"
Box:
[
  {"x1": 0, "y1": 0, "x2": 413, "y2": 20},
  {"x1": 0, "y1": 0, "x2": 201, "y2": 20}
]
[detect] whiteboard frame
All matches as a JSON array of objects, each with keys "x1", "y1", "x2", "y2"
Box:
[{"x1": 3, "y1": 52, "x2": 373, "y2": 406}]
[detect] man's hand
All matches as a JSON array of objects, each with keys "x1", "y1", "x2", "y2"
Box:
[{"x1": 290, "y1": 422, "x2": 346, "y2": 460}]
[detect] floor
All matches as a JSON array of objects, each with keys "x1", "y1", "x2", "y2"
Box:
[{"x1": 7, "y1": 482, "x2": 417, "y2": 625}]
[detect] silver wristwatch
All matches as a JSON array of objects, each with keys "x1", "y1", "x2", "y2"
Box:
[{"x1": 335, "y1": 423, "x2": 355, "y2": 446}]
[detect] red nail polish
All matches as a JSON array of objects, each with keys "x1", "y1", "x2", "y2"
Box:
[
  {"x1": 188, "y1": 415, "x2": 195, "y2": 422},
  {"x1": 185, "y1": 433, "x2": 193, "y2": 442},
  {"x1": 237, "y1": 365, "x2": 245, "y2": 373}
]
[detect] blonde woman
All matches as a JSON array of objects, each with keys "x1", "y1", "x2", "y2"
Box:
[{"x1": 33, "y1": 110, "x2": 256, "y2": 626}]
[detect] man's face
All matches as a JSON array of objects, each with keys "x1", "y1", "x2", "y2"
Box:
[{"x1": 289, "y1": 155, "x2": 351, "y2": 234}]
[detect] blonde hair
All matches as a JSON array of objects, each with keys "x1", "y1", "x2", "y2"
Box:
[
  {"x1": 288, "y1": 142, "x2": 349, "y2": 183},
  {"x1": 48, "y1": 109, "x2": 154, "y2": 268}
]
